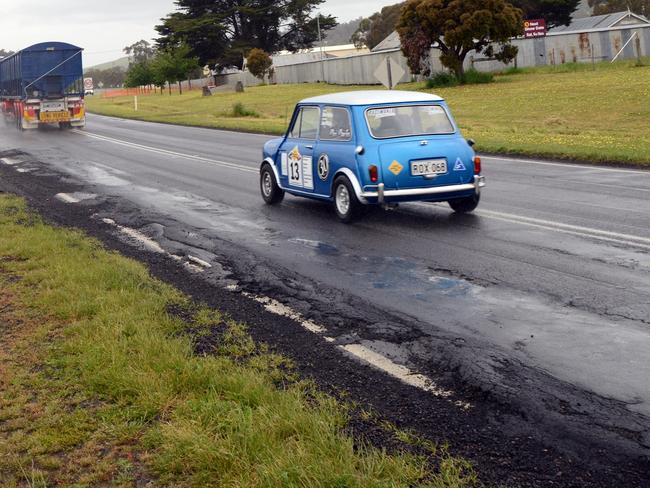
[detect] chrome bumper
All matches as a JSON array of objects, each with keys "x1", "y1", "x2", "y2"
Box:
[{"x1": 366, "y1": 175, "x2": 485, "y2": 204}]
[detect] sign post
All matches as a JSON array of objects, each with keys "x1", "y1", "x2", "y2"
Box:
[{"x1": 524, "y1": 19, "x2": 547, "y2": 38}]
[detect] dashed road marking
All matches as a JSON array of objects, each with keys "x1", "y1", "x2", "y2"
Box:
[
  {"x1": 478, "y1": 209, "x2": 650, "y2": 250},
  {"x1": 236, "y1": 289, "x2": 471, "y2": 409},
  {"x1": 1, "y1": 157, "x2": 20, "y2": 165},
  {"x1": 187, "y1": 255, "x2": 212, "y2": 269},
  {"x1": 55, "y1": 193, "x2": 81, "y2": 204},
  {"x1": 72, "y1": 130, "x2": 257, "y2": 174},
  {"x1": 481, "y1": 155, "x2": 650, "y2": 175},
  {"x1": 101, "y1": 218, "x2": 166, "y2": 254}
]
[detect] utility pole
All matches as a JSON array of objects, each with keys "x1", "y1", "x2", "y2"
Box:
[{"x1": 317, "y1": 14, "x2": 325, "y2": 83}]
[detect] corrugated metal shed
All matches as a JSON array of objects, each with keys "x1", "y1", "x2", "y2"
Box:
[
  {"x1": 371, "y1": 31, "x2": 401, "y2": 52},
  {"x1": 549, "y1": 11, "x2": 650, "y2": 34}
]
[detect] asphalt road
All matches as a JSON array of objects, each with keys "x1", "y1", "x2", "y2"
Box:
[{"x1": 1, "y1": 114, "x2": 650, "y2": 475}]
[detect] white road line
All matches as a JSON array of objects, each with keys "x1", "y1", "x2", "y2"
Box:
[
  {"x1": 481, "y1": 155, "x2": 650, "y2": 175},
  {"x1": 55, "y1": 193, "x2": 80, "y2": 204},
  {"x1": 72, "y1": 129, "x2": 257, "y2": 174},
  {"x1": 1, "y1": 157, "x2": 20, "y2": 165},
  {"x1": 478, "y1": 209, "x2": 650, "y2": 250},
  {"x1": 101, "y1": 218, "x2": 166, "y2": 254},
  {"x1": 339, "y1": 344, "x2": 471, "y2": 409},
  {"x1": 187, "y1": 255, "x2": 212, "y2": 269}
]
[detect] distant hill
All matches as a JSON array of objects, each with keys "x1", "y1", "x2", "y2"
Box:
[
  {"x1": 86, "y1": 56, "x2": 130, "y2": 72},
  {"x1": 323, "y1": 18, "x2": 362, "y2": 46}
]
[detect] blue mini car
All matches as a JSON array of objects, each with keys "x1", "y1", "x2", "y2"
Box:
[{"x1": 260, "y1": 90, "x2": 485, "y2": 222}]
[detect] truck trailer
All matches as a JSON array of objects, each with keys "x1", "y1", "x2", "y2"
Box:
[{"x1": 0, "y1": 42, "x2": 85, "y2": 130}]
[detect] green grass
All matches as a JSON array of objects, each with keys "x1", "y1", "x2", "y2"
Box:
[
  {"x1": 0, "y1": 194, "x2": 479, "y2": 487},
  {"x1": 87, "y1": 58, "x2": 650, "y2": 165}
]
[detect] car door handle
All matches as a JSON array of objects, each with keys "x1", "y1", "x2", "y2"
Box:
[{"x1": 305, "y1": 145, "x2": 313, "y2": 149}]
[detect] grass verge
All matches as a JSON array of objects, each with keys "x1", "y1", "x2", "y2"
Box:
[
  {"x1": 86, "y1": 58, "x2": 650, "y2": 166},
  {"x1": 0, "y1": 194, "x2": 479, "y2": 487}
]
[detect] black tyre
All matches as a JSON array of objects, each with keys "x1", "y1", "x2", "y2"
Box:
[
  {"x1": 15, "y1": 111, "x2": 24, "y2": 131},
  {"x1": 448, "y1": 193, "x2": 480, "y2": 213},
  {"x1": 332, "y1": 176, "x2": 362, "y2": 223},
  {"x1": 260, "y1": 163, "x2": 284, "y2": 205},
  {"x1": 59, "y1": 122, "x2": 72, "y2": 129}
]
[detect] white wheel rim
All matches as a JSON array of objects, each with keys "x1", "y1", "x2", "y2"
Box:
[
  {"x1": 262, "y1": 171, "x2": 272, "y2": 197},
  {"x1": 335, "y1": 184, "x2": 350, "y2": 215}
]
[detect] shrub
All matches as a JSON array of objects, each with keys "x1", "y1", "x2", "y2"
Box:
[
  {"x1": 426, "y1": 72, "x2": 458, "y2": 88},
  {"x1": 246, "y1": 48, "x2": 273, "y2": 81},
  {"x1": 231, "y1": 102, "x2": 259, "y2": 118},
  {"x1": 462, "y1": 69, "x2": 494, "y2": 84}
]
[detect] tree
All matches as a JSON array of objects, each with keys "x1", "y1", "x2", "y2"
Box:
[
  {"x1": 397, "y1": 0, "x2": 523, "y2": 80},
  {"x1": 246, "y1": 48, "x2": 273, "y2": 81},
  {"x1": 124, "y1": 61, "x2": 155, "y2": 88},
  {"x1": 588, "y1": 0, "x2": 649, "y2": 15},
  {"x1": 351, "y1": 3, "x2": 404, "y2": 50},
  {"x1": 123, "y1": 40, "x2": 156, "y2": 65},
  {"x1": 0, "y1": 49, "x2": 15, "y2": 59},
  {"x1": 510, "y1": 0, "x2": 580, "y2": 28},
  {"x1": 155, "y1": 0, "x2": 337, "y2": 70},
  {"x1": 150, "y1": 44, "x2": 200, "y2": 94}
]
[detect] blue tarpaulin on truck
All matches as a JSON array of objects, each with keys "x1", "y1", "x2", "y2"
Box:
[{"x1": 0, "y1": 42, "x2": 83, "y2": 100}]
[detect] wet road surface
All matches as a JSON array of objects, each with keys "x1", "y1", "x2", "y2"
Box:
[{"x1": 1, "y1": 114, "x2": 649, "y2": 469}]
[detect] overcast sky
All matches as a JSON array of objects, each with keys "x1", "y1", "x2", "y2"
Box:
[{"x1": 0, "y1": 0, "x2": 396, "y2": 67}]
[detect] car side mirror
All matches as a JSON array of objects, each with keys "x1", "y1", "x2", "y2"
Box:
[
  {"x1": 467, "y1": 139, "x2": 475, "y2": 147},
  {"x1": 355, "y1": 145, "x2": 365, "y2": 155}
]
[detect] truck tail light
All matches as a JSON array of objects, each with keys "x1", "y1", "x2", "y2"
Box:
[
  {"x1": 24, "y1": 105, "x2": 37, "y2": 119},
  {"x1": 69, "y1": 100, "x2": 84, "y2": 116},
  {"x1": 369, "y1": 165, "x2": 378, "y2": 183},
  {"x1": 473, "y1": 157, "x2": 481, "y2": 174}
]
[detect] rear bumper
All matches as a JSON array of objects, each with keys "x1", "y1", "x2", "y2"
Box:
[{"x1": 364, "y1": 175, "x2": 485, "y2": 204}]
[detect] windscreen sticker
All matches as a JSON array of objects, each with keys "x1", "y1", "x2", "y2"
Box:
[
  {"x1": 303, "y1": 156, "x2": 314, "y2": 190},
  {"x1": 453, "y1": 158, "x2": 466, "y2": 171},
  {"x1": 368, "y1": 108, "x2": 396, "y2": 119},
  {"x1": 281, "y1": 152, "x2": 288, "y2": 175}
]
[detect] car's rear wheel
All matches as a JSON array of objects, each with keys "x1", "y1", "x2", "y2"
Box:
[
  {"x1": 260, "y1": 163, "x2": 284, "y2": 205},
  {"x1": 333, "y1": 176, "x2": 361, "y2": 223},
  {"x1": 448, "y1": 193, "x2": 480, "y2": 213}
]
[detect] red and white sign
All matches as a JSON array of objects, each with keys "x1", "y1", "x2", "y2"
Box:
[
  {"x1": 524, "y1": 19, "x2": 546, "y2": 38},
  {"x1": 83, "y1": 77, "x2": 94, "y2": 90}
]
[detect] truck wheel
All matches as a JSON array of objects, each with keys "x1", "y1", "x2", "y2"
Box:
[
  {"x1": 448, "y1": 194, "x2": 480, "y2": 213},
  {"x1": 333, "y1": 176, "x2": 361, "y2": 223},
  {"x1": 15, "y1": 111, "x2": 24, "y2": 131},
  {"x1": 260, "y1": 163, "x2": 284, "y2": 205}
]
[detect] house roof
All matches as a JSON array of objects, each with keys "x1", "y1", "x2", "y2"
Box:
[
  {"x1": 549, "y1": 10, "x2": 650, "y2": 34},
  {"x1": 299, "y1": 90, "x2": 444, "y2": 106},
  {"x1": 371, "y1": 31, "x2": 401, "y2": 52}
]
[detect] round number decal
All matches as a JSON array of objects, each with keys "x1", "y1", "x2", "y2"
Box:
[{"x1": 317, "y1": 154, "x2": 329, "y2": 181}]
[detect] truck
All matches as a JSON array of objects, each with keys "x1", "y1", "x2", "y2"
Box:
[{"x1": 0, "y1": 42, "x2": 85, "y2": 130}]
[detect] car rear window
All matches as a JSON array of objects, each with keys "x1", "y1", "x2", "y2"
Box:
[{"x1": 365, "y1": 105, "x2": 454, "y2": 139}]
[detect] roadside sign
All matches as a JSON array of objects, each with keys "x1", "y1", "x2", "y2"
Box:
[
  {"x1": 83, "y1": 77, "x2": 94, "y2": 90},
  {"x1": 374, "y1": 57, "x2": 405, "y2": 90},
  {"x1": 524, "y1": 19, "x2": 546, "y2": 38}
]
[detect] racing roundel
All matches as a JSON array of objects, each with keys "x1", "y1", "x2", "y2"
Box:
[{"x1": 317, "y1": 154, "x2": 330, "y2": 181}]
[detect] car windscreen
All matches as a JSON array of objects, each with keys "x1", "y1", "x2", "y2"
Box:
[{"x1": 365, "y1": 105, "x2": 455, "y2": 139}]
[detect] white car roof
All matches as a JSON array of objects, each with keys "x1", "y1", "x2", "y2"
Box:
[{"x1": 299, "y1": 90, "x2": 444, "y2": 106}]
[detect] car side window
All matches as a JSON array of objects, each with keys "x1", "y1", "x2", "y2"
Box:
[
  {"x1": 320, "y1": 106, "x2": 352, "y2": 141},
  {"x1": 289, "y1": 106, "x2": 320, "y2": 139}
]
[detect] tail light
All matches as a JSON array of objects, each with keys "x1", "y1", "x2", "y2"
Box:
[
  {"x1": 368, "y1": 165, "x2": 378, "y2": 183},
  {"x1": 473, "y1": 156, "x2": 481, "y2": 174},
  {"x1": 24, "y1": 105, "x2": 37, "y2": 119},
  {"x1": 69, "y1": 100, "x2": 84, "y2": 116}
]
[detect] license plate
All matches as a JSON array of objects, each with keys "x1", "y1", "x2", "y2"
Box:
[
  {"x1": 40, "y1": 111, "x2": 70, "y2": 122},
  {"x1": 411, "y1": 159, "x2": 447, "y2": 176}
]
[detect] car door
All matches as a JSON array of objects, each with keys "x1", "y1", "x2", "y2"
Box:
[
  {"x1": 278, "y1": 105, "x2": 319, "y2": 194},
  {"x1": 313, "y1": 105, "x2": 355, "y2": 197}
]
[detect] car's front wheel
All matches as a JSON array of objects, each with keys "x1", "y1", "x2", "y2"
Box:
[
  {"x1": 448, "y1": 193, "x2": 480, "y2": 213},
  {"x1": 260, "y1": 163, "x2": 284, "y2": 204},
  {"x1": 333, "y1": 176, "x2": 361, "y2": 223}
]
